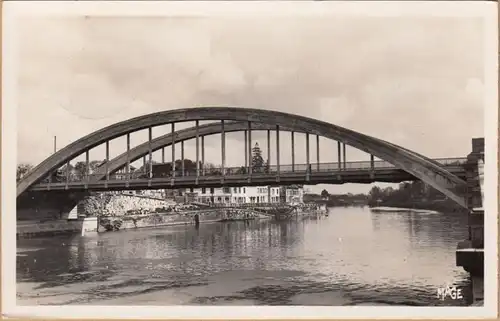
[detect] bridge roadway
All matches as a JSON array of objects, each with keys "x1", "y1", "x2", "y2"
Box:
[{"x1": 30, "y1": 158, "x2": 467, "y2": 192}]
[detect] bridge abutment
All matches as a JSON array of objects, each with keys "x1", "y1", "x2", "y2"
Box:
[
  {"x1": 17, "y1": 190, "x2": 89, "y2": 221},
  {"x1": 456, "y1": 138, "x2": 484, "y2": 303},
  {"x1": 16, "y1": 190, "x2": 95, "y2": 237}
]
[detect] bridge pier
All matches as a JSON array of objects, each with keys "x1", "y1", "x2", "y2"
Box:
[{"x1": 456, "y1": 138, "x2": 484, "y2": 304}]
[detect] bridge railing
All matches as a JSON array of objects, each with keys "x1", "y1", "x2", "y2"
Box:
[{"x1": 38, "y1": 158, "x2": 467, "y2": 184}]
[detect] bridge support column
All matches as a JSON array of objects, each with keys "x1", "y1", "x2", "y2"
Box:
[
  {"x1": 148, "y1": 128, "x2": 153, "y2": 178},
  {"x1": 267, "y1": 129, "x2": 271, "y2": 173},
  {"x1": 196, "y1": 120, "x2": 200, "y2": 178},
  {"x1": 65, "y1": 161, "x2": 70, "y2": 188},
  {"x1": 85, "y1": 150, "x2": 90, "y2": 183},
  {"x1": 105, "y1": 140, "x2": 110, "y2": 180},
  {"x1": 181, "y1": 140, "x2": 185, "y2": 177},
  {"x1": 244, "y1": 130, "x2": 248, "y2": 169},
  {"x1": 221, "y1": 120, "x2": 225, "y2": 179},
  {"x1": 291, "y1": 131, "x2": 295, "y2": 172},
  {"x1": 171, "y1": 123, "x2": 176, "y2": 178},
  {"x1": 305, "y1": 133, "x2": 310, "y2": 181},
  {"x1": 342, "y1": 143, "x2": 346, "y2": 169},
  {"x1": 126, "y1": 133, "x2": 130, "y2": 181},
  {"x1": 370, "y1": 154, "x2": 375, "y2": 180},
  {"x1": 276, "y1": 125, "x2": 280, "y2": 181},
  {"x1": 456, "y1": 138, "x2": 484, "y2": 304},
  {"x1": 201, "y1": 135, "x2": 205, "y2": 176},
  {"x1": 161, "y1": 147, "x2": 165, "y2": 163},
  {"x1": 337, "y1": 141, "x2": 341, "y2": 171},
  {"x1": 248, "y1": 122, "x2": 252, "y2": 179},
  {"x1": 316, "y1": 135, "x2": 320, "y2": 172}
]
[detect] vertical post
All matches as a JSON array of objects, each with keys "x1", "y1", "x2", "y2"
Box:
[
  {"x1": 171, "y1": 123, "x2": 176, "y2": 177},
  {"x1": 343, "y1": 143, "x2": 346, "y2": 169},
  {"x1": 66, "y1": 161, "x2": 70, "y2": 184},
  {"x1": 53, "y1": 136, "x2": 57, "y2": 154},
  {"x1": 337, "y1": 141, "x2": 342, "y2": 170},
  {"x1": 291, "y1": 131, "x2": 295, "y2": 172},
  {"x1": 196, "y1": 120, "x2": 200, "y2": 177},
  {"x1": 105, "y1": 140, "x2": 110, "y2": 180},
  {"x1": 306, "y1": 133, "x2": 310, "y2": 173},
  {"x1": 148, "y1": 127, "x2": 153, "y2": 179},
  {"x1": 316, "y1": 135, "x2": 320, "y2": 171},
  {"x1": 221, "y1": 120, "x2": 225, "y2": 177},
  {"x1": 244, "y1": 130, "x2": 248, "y2": 168},
  {"x1": 201, "y1": 135, "x2": 205, "y2": 175},
  {"x1": 267, "y1": 129, "x2": 271, "y2": 173},
  {"x1": 370, "y1": 154, "x2": 375, "y2": 171},
  {"x1": 181, "y1": 140, "x2": 185, "y2": 176},
  {"x1": 276, "y1": 125, "x2": 280, "y2": 177},
  {"x1": 85, "y1": 150, "x2": 90, "y2": 181},
  {"x1": 248, "y1": 122, "x2": 252, "y2": 176},
  {"x1": 161, "y1": 147, "x2": 165, "y2": 163},
  {"x1": 126, "y1": 133, "x2": 131, "y2": 180}
]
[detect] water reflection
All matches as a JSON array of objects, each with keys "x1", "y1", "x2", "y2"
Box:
[{"x1": 17, "y1": 207, "x2": 471, "y2": 306}]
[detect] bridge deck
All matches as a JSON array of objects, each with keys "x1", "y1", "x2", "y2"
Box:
[{"x1": 30, "y1": 160, "x2": 467, "y2": 192}]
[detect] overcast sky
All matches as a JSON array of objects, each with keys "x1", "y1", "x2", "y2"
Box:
[{"x1": 17, "y1": 15, "x2": 485, "y2": 194}]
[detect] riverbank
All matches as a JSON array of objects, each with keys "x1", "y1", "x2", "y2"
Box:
[
  {"x1": 16, "y1": 205, "x2": 328, "y2": 238},
  {"x1": 97, "y1": 208, "x2": 271, "y2": 232}
]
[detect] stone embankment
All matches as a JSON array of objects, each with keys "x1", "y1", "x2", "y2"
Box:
[{"x1": 81, "y1": 192, "x2": 178, "y2": 217}]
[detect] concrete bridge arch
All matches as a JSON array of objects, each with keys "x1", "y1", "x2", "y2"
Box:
[{"x1": 17, "y1": 107, "x2": 468, "y2": 208}]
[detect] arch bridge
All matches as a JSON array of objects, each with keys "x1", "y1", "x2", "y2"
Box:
[{"x1": 17, "y1": 107, "x2": 470, "y2": 219}]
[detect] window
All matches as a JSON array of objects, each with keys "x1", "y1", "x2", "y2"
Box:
[
  {"x1": 233, "y1": 187, "x2": 237, "y2": 193},
  {"x1": 202, "y1": 188, "x2": 206, "y2": 194},
  {"x1": 243, "y1": 188, "x2": 246, "y2": 193}
]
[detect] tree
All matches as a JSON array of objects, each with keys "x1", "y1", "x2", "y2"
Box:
[
  {"x1": 73, "y1": 160, "x2": 105, "y2": 179},
  {"x1": 252, "y1": 142, "x2": 264, "y2": 172},
  {"x1": 321, "y1": 189, "x2": 330, "y2": 199},
  {"x1": 17, "y1": 163, "x2": 33, "y2": 182},
  {"x1": 368, "y1": 186, "x2": 383, "y2": 202}
]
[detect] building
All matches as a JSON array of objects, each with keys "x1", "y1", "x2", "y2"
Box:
[
  {"x1": 285, "y1": 185, "x2": 305, "y2": 205},
  {"x1": 187, "y1": 185, "x2": 304, "y2": 205}
]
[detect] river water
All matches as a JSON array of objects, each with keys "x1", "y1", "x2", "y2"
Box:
[{"x1": 17, "y1": 206, "x2": 473, "y2": 306}]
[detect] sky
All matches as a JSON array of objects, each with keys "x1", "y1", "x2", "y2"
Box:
[{"x1": 16, "y1": 15, "x2": 485, "y2": 194}]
